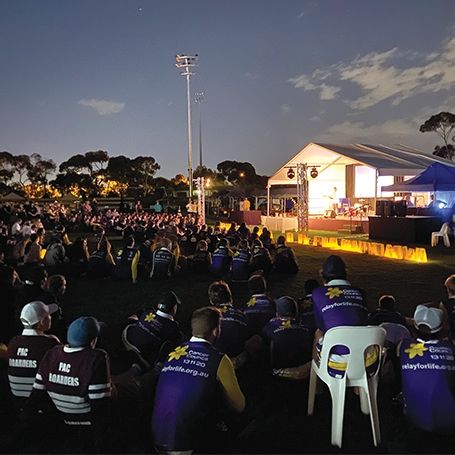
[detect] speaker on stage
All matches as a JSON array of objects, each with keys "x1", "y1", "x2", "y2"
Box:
[
  {"x1": 393, "y1": 200, "x2": 407, "y2": 217},
  {"x1": 376, "y1": 200, "x2": 385, "y2": 216}
]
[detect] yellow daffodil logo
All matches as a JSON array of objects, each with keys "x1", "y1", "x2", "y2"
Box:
[
  {"x1": 168, "y1": 345, "x2": 189, "y2": 361},
  {"x1": 280, "y1": 320, "x2": 292, "y2": 329},
  {"x1": 326, "y1": 287, "x2": 343, "y2": 299},
  {"x1": 404, "y1": 342, "x2": 428, "y2": 360},
  {"x1": 246, "y1": 297, "x2": 257, "y2": 307},
  {"x1": 144, "y1": 312, "x2": 156, "y2": 323}
]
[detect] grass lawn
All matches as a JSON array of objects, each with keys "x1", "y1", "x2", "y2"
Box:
[{"x1": 63, "y1": 241, "x2": 455, "y2": 334}]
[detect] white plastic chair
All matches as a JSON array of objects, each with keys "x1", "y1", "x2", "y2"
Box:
[
  {"x1": 431, "y1": 222, "x2": 450, "y2": 247},
  {"x1": 307, "y1": 325, "x2": 386, "y2": 448}
]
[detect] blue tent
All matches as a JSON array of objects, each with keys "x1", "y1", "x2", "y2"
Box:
[{"x1": 381, "y1": 162, "x2": 455, "y2": 192}]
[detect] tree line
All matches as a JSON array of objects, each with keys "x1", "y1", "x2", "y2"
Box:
[{"x1": 0, "y1": 149, "x2": 268, "y2": 200}]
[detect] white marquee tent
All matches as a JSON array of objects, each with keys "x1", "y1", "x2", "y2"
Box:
[{"x1": 267, "y1": 142, "x2": 452, "y2": 215}]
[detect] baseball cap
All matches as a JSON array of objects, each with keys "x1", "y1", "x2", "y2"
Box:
[
  {"x1": 322, "y1": 255, "x2": 346, "y2": 278},
  {"x1": 67, "y1": 317, "x2": 100, "y2": 347},
  {"x1": 20, "y1": 301, "x2": 58, "y2": 327},
  {"x1": 157, "y1": 291, "x2": 181, "y2": 313},
  {"x1": 413, "y1": 305, "x2": 443, "y2": 334},
  {"x1": 276, "y1": 296, "x2": 298, "y2": 317}
]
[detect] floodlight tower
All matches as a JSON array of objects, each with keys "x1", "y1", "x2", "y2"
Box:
[
  {"x1": 175, "y1": 53, "x2": 198, "y2": 198},
  {"x1": 195, "y1": 92, "x2": 204, "y2": 168}
]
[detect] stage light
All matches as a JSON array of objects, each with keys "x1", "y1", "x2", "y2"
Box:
[
  {"x1": 287, "y1": 168, "x2": 295, "y2": 179},
  {"x1": 310, "y1": 167, "x2": 318, "y2": 178}
]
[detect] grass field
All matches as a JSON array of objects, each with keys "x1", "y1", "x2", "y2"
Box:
[{"x1": 63, "y1": 240, "x2": 455, "y2": 336}]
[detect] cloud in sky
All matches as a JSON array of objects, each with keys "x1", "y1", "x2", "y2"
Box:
[
  {"x1": 78, "y1": 98, "x2": 125, "y2": 115},
  {"x1": 289, "y1": 33, "x2": 455, "y2": 110},
  {"x1": 316, "y1": 118, "x2": 418, "y2": 143}
]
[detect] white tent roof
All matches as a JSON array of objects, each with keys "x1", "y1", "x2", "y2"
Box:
[{"x1": 268, "y1": 142, "x2": 454, "y2": 185}]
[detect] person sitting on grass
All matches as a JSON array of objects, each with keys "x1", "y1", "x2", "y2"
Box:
[
  {"x1": 28, "y1": 316, "x2": 113, "y2": 451},
  {"x1": 151, "y1": 306, "x2": 245, "y2": 454},
  {"x1": 368, "y1": 295, "x2": 407, "y2": 326},
  {"x1": 112, "y1": 235, "x2": 140, "y2": 284},
  {"x1": 190, "y1": 240, "x2": 212, "y2": 275},
  {"x1": 249, "y1": 239, "x2": 273, "y2": 277},
  {"x1": 7, "y1": 301, "x2": 61, "y2": 409},
  {"x1": 122, "y1": 291, "x2": 184, "y2": 373},
  {"x1": 298, "y1": 278, "x2": 319, "y2": 334},
  {"x1": 231, "y1": 239, "x2": 252, "y2": 283},
  {"x1": 273, "y1": 236, "x2": 299, "y2": 275},
  {"x1": 262, "y1": 296, "x2": 313, "y2": 373},
  {"x1": 208, "y1": 280, "x2": 251, "y2": 368},
  {"x1": 149, "y1": 237, "x2": 176, "y2": 280},
  {"x1": 398, "y1": 305, "x2": 455, "y2": 434},
  {"x1": 209, "y1": 238, "x2": 232, "y2": 278},
  {"x1": 243, "y1": 272, "x2": 276, "y2": 337},
  {"x1": 87, "y1": 236, "x2": 115, "y2": 278}
]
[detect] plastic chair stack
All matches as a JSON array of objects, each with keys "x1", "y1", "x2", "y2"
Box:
[{"x1": 307, "y1": 325, "x2": 386, "y2": 448}]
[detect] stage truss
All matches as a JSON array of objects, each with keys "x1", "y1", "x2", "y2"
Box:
[
  {"x1": 194, "y1": 176, "x2": 206, "y2": 225},
  {"x1": 296, "y1": 163, "x2": 309, "y2": 234}
]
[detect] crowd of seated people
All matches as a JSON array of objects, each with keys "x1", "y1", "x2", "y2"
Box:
[{"x1": 2, "y1": 200, "x2": 455, "y2": 452}]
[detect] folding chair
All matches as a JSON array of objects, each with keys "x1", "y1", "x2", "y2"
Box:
[
  {"x1": 431, "y1": 222, "x2": 450, "y2": 247},
  {"x1": 307, "y1": 325, "x2": 386, "y2": 448}
]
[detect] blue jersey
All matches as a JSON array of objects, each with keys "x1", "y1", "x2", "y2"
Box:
[
  {"x1": 262, "y1": 317, "x2": 312, "y2": 369},
  {"x1": 243, "y1": 294, "x2": 276, "y2": 336},
  {"x1": 215, "y1": 304, "x2": 249, "y2": 357},
  {"x1": 152, "y1": 340, "x2": 224, "y2": 451},
  {"x1": 400, "y1": 338, "x2": 455, "y2": 433},
  {"x1": 209, "y1": 246, "x2": 231, "y2": 277},
  {"x1": 231, "y1": 249, "x2": 251, "y2": 282}
]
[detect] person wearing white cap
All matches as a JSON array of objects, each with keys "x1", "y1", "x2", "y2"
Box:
[
  {"x1": 398, "y1": 304, "x2": 455, "y2": 434},
  {"x1": 7, "y1": 301, "x2": 60, "y2": 406}
]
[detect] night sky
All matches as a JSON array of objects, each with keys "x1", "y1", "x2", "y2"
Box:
[{"x1": 1, "y1": 0, "x2": 454, "y2": 178}]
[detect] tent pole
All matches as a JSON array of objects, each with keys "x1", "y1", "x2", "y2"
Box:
[{"x1": 267, "y1": 186, "x2": 270, "y2": 217}]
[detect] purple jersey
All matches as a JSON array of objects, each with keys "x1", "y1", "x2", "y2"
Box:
[
  {"x1": 262, "y1": 317, "x2": 312, "y2": 369},
  {"x1": 215, "y1": 304, "x2": 249, "y2": 357},
  {"x1": 231, "y1": 249, "x2": 251, "y2": 282},
  {"x1": 312, "y1": 281, "x2": 368, "y2": 333},
  {"x1": 243, "y1": 294, "x2": 276, "y2": 336},
  {"x1": 400, "y1": 338, "x2": 455, "y2": 433},
  {"x1": 152, "y1": 340, "x2": 224, "y2": 451},
  {"x1": 125, "y1": 310, "x2": 183, "y2": 364}
]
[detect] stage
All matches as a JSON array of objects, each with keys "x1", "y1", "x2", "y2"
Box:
[
  {"x1": 260, "y1": 215, "x2": 369, "y2": 234},
  {"x1": 369, "y1": 215, "x2": 442, "y2": 244}
]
